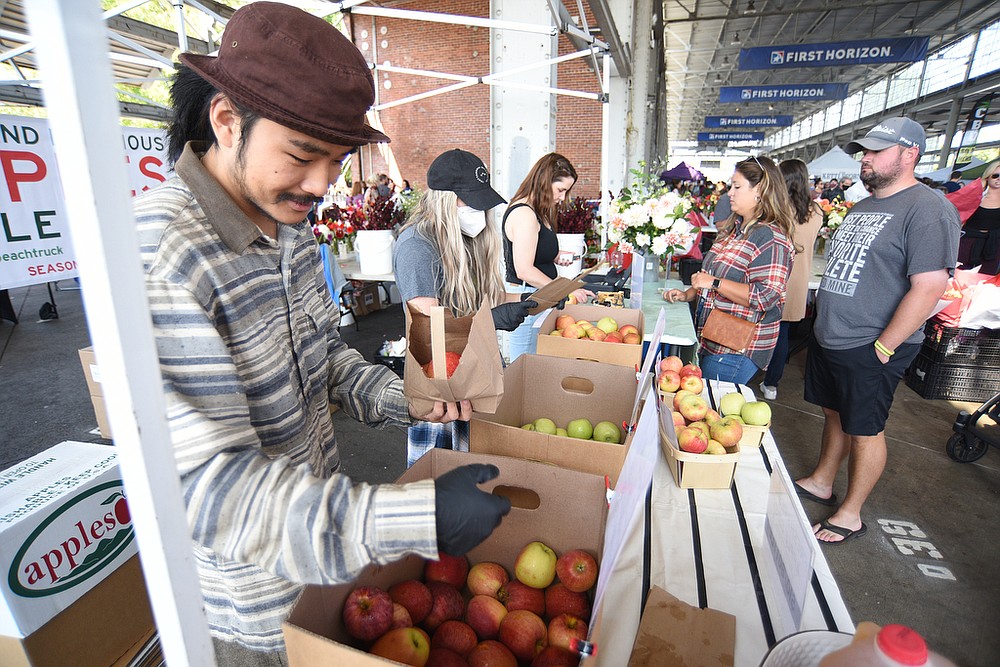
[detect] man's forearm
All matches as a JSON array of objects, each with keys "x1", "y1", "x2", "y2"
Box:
[{"x1": 879, "y1": 277, "x2": 948, "y2": 349}]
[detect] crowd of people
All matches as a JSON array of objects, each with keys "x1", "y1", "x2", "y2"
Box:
[{"x1": 122, "y1": 3, "x2": 994, "y2": 663}]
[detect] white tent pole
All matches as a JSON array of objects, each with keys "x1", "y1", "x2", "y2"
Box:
[
  {"x1": 600, "y1": 51, "x2": 610, "y2": 250},
  {"x1": 25, "y1": 1, "x2": 215, "y2": 665}
]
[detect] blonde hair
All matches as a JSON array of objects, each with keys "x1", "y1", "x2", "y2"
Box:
[{"x1": 399, "y1": 189, "x2": 505, "y2": 317}]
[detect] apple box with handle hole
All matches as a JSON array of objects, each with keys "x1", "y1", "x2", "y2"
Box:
[
  {"x1": 469, "y1": 354, "x2": 638, "y2": 487},
  {"x1": 282, "y1": 450, "x2": 610, "y2": 666}
]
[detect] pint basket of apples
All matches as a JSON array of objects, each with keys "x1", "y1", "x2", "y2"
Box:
[
  {"x1": 404, "y1": 304, "x2": 504, "y2": 415},
  {"x1": 658, "y1": 384, "x2": 741, "y2": 489}
]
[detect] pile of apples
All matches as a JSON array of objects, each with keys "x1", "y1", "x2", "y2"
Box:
[
  {"x1": 520, "y1": 417, "x2": 622, "y2": 445},
  {"x1": 549, "y1": 314, "x2": 641, "y2": 345},
  {"x1": 341, "y1": 541, "x2": 599, "y2": 666},
  {"x1": 656, "y1": 356, "x2": 705, "y2": 396},
  {"x1": 718, "y1": 391, "x2": 772, "y2": 427}
]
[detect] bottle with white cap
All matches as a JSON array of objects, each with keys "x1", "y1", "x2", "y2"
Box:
[{"x1": 819, "y1": 622, "x2": 957, "y2": 667}]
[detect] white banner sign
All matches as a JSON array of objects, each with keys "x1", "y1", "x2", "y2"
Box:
[{"x1": 0, "y1": 116, "x2": 170, "y2": 289}]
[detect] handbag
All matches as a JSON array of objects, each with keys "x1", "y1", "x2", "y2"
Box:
[{"x1": 701, "y1": 308, "x2": 756, "y2": 353}]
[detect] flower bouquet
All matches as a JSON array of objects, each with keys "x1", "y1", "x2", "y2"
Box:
[
  {"x1": 313, "y1": 204, "x2": 360, "y2": 255},
  {"x1": 557, "y1": 196, "x2": 599, "y2": 234},
  {"x1": 362, "y1": 194, "x2": 406, "y2": 231},
  {"x1": 604, "y1": 162, "x2": 697, "y2": 259},
  {"x1": 818, "y1": 198, "x2": 855, "y2": 241}
]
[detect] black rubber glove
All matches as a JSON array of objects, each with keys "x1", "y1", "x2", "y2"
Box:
[
  {"x1": 554, "y1": 296, "x2": 569, "y2": 310},
  {"x1": 491, "y1": 300, "x2": 538, "y2": 331},
  {"x1": 434, "y1": 464, "x2": 512, "y2": 556}
]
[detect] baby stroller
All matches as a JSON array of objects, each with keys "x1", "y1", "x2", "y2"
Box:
[{"x1": 947, "y1": 392, "x2": 1000, "y2": 462}]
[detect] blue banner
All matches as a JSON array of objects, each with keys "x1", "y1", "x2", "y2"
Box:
[
  {"x1": 698, "y1": 132, "x2": 765, "y2": 142},
  {"x1": 740, "y1": 37, "x2": 929, "y2": 70},
  {"x1": 704, "y1": 115, "x2": 793, "y2": 128},
  {"x1": 720, "y1": 84, "x2": 848, "y2": 103}
]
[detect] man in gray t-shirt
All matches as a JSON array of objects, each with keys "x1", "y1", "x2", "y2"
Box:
[{"x1": 795, "y1": 117, "x2": 959, "y2": 545}]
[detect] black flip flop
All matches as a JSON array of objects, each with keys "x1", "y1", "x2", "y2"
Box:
[
  {"x1": 816, "y1": 519, "x2": 867, "y2": 545},
  {"x1": 794, "y1": 481, "x2": 837, "y2": 506}
]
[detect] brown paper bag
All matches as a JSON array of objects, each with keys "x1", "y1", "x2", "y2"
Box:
[
  {"x1": 523, "y1": 277, "x2": 587, "y2": 314},
  {"x1": 404, "y1": 304, "x2": 504, "y2": 415}
]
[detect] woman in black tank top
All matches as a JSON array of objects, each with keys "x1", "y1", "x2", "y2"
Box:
[{"x1": 503, "y1": 153, "x2": 593, "y2": 361}]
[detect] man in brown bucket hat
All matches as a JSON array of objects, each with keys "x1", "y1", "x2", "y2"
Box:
[{"x1": 134, "y1": 3, "x2": 510, "y2": 663}]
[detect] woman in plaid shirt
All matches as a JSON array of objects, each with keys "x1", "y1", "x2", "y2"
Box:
[{"x1": 666, "y1": 156, "x2": 795, "y2": 384}]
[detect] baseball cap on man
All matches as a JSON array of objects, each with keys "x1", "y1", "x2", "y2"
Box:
[
  {"x1": 845, "y1": 117, "x2": 925, "y2": 155},
  {"x1": 427, "y1": 149, "x2": 506, "y2": 211},
  {"x1": 179, "y1": 2, "x2": 388, "y2": 147}
]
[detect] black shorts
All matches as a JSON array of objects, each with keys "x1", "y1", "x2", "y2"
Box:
[{"x1": 804, "y1": 338, "x2": 920, "y2": 436}]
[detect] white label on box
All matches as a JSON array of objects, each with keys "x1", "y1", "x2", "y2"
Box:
[
  {"x1": 89, "y1": 363, "x2": 102, "y2": 383},
  {"x1": 0, "y1": 442, "x2": 136, "y2": 637}
]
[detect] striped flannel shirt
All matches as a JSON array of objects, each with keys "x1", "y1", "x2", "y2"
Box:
[
  {"x1": 697, "y1": 222, "x2": 793, "y2": 370},
  {"x1": 133, "y1": 144, "x2": 438, "y2": 651}
]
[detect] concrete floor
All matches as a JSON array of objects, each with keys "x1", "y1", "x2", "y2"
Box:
[{"x1": 2, "y1": 282, "x2": 998, "y2": 666}]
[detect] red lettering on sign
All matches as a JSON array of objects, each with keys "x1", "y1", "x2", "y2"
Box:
[
  {"x1": 139, "y1": 156, "x2": 165, "y2": 183},
  {"x1": 0, "y1": 150, "x2": 47, "y2": 202}
]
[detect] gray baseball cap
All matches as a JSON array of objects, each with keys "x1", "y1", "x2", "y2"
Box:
[{"x1": 846, "y1": 117, "x2": 925, "y2": 155}]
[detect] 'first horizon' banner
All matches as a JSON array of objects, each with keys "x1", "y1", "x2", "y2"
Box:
[
  {"x1": 0, "y1": 116, "x2": 170, "y2": 290},
  {"x1": 739, "y1": 37, "x2": 929, "y2": 70},
  {"x1": 720, "y1": 84, "x2": 848, "y2": 103}
]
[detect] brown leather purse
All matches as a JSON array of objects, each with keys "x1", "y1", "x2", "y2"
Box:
[{"x1": 701, "y1": 309, "x2": 756, "y2": 353}]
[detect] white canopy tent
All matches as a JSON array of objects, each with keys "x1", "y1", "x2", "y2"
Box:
[
  {"x1": 917, "y1": 157, "x2": 987, "y2": 182},
  {"x1": 806, "y1": 146, "x2": 862, "y2": 180}
]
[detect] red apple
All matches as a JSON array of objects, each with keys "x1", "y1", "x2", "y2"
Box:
[
  {"x1": 393, "y1": 602, "x2": 414, "y2": 629},
  {"x1": 678, "y1": 426, "x2": 709, "y2": 454},
  {"x1": 466, "y1": 594, "x2": 508, "y2": 640},
  {"x1": 514, "y1": 541, "x2": 557, "y2": 589},
  {"x1": 422, "y1": 351, "x2": 462, "y2": 379},
  {"x1": 672, "y1": 389, "x2": 694, "y2": 412},
  {"x1": 425, "y1": 553, "x2": 470, "y2": 589},
  {"x1": 704, "y1": 408, "x2": 723, "y2": 425},
  {"x1": 500, "y1": 579, "x2": 546, "y2": 615},
  {"x1": 370, "y1": 626, "x2": 431, "y2": 666},
  {"x1": 468, "y1": 640, "x2": 518, "y2": 667},
  {"x1": 623, "y1": 332, "x2": 641, "y2": 345},
  {"x1": 468, "y1": 561, "x2": 509, "y2": 598},
  {"x1": 432, "y1": 620, "x2": 478, "y2": 658},
  {"x1": 555, "y1": 550, "x2": 598, "y2": 593},
  {"x1": 561, "y1": 323, "x2": 584, "y2": 339},
  {"x1": 544, "y1": 583, "x2": 590, "y2": 621},
  {"x1": 671, "y1": 411, "x2": 687, "y2": 432},
  {"x1": 427, "y1": 647, "x2": 467, "y2": 667},
  {"x1": 710, "y1": 415, "x2": 744, "y2": 447},
  {"x1": 390, "y1": 579, "x2": 434, "y2": 626},
  {"x1": 423, "y1": 582, "x2": 465, "y2": 633},
  {"x1": 659, "y1": 355, "x2": 684, "y2": 373},
  {"x1": 554, "y1": 314, "x2": 575, "y2": 331},
  {"x1": 677, "y1": 393, "x2": 709, "y2": 422},
  {"x1": 586, "y1": 327, "x2": 607, "y2": 342},
  {"x1": 531, "y1": 645, "x2": 580, "y2": 667},
  {"x1": 679, "y1": 363, "x2": 702, "y2": 379},
  {"x1": 603, "y1": 331, "x2": 623, "y2": 344},
  {"x1": 498, "y1": 610, "x2": 548, "y2": 662},
  {"x1": 658, "y1": 370, "x2": 681, "y2": 394},
  {"x1": 679, "y1": 374, "x2": 704, "y2": 394},
  {"x1": 342, "y1": 585, "x2": 393, "y2": 642},
  {"x1": 618, "y1": 324, "x2": 639, "y2": 338},
  {"x1": 547, "y1": 613, "x2": 588, "y2": 651}
]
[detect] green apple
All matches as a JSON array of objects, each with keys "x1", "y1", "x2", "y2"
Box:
[
  {"x1": 533, "y1": 417, "x2": 557, "y2": 435},
  {"x1": 718, "y1": 391, "x2": 746, "y2": 417},
  {"x1": 521, "y1": 423, "x2": 536, "y2": 431},
  {"x1": 593, "y1": 421, "x2": 621, "y2": 444},
  {"x1": 566, "y1": 418, "x2": 594, "y2": 440},
  {"x1": 595, "y1": 316, "x2": 618, "y2": 334},
  {"x1": 555, "y1": 427, "x2": 568, "y2": 437},
  {"x1": 741, "y1": 401, "x2": 772, "y2": 426},
  {"x1": 514, "y1": 541, "x2": 557, "y2": 588}
]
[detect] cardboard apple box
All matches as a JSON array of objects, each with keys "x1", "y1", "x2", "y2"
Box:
[
  {"x1": 469, "y1": 354, "x2": 637, "y2": 487},
  {"x1": 628, "y1": 585, "x2": 736, "y2": 666},
  {"x1": 659, "y1": 425, "x2": 741, "y2": 490},
  {"x1": 282, "y1": 450, "x2": 609, "y2": 665},
  {"x1": 536, "y1": 303, "x2": 645, "y2": 368},
  {"x1": 78, "y1": 347, "x2": 112, "y2": 439}
]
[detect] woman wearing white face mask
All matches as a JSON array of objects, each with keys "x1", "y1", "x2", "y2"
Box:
[{"x1": 393, "y1": 149, "x2": 536, "y2": 465}]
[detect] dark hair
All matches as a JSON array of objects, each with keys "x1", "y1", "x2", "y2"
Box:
[
  {"x1": 511, "y1": 153, "x2": 577, "y2": 231},
  {"x1": 780, "y1": 159, "x2": 816, "y2": 226},
  {"x1": 728, "y1": 155, "x2": 796, "y2": 242},
  {"x1": 167, "y1": 63, "x2": 261, "y2": 166},
  {"x1": 950, "y1": 170, "x2": 963, "y2": 180}
]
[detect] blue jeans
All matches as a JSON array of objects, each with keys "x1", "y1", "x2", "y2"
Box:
[
  {"x1": 763, "y1": 321, "x2": 791, "y2": 387},
  {"x1": 505, "y1": 282, "x2": 542, "y2": 362},
  {"x1": 699, "y1": 353, "x2": 759, "y2": 385}
]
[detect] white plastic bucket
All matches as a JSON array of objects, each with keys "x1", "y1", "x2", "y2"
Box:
[
  {"x1": 555, "y1": 233, "x2": 586, "y2": 278},
  {"x1": 355, "y1": 229, "x2": 395, "y2": 277}
]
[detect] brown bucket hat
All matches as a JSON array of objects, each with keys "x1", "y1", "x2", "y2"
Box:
[{"x1": 179, "y1": 1, "x2": 389, "y2": 146}]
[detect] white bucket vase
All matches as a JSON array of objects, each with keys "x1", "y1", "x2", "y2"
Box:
[
  {"x1": 555, "y1": 233, "x2": 586, "y2": 278},
  {"x1": 355, "y1": 229, "x2": 395, "y2": 277}
]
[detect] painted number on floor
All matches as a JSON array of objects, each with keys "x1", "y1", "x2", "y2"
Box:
[{"x1": 877, "y1": 519, "x2": 956, "y2": 581}]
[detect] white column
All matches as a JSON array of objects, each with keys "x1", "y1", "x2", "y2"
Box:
[
  {"x1": 490, "y1": 0, "x2": 557, "y2": 197},
  {"x1": 26, "y1": 1, "x2": 215, "y2": 665}
]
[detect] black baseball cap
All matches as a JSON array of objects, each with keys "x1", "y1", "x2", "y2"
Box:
[{"x1": 426, "y1": 149, "x2": 506, "y2": 211}]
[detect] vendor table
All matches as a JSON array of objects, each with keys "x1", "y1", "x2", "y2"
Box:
[
  {"x1": 336, "y1": 255, "x2": 394, "y2": 305},
  {"x1": 638, "y1": 277, "x2": 699, "y2": 356},
  {"x1": 594, "y1": 382, "x2": 853, "y2": 665}
]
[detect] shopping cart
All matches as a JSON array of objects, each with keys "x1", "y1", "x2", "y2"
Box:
[{"x1": 947, "y1": 392, "x2": 1000, "y2": 462}]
